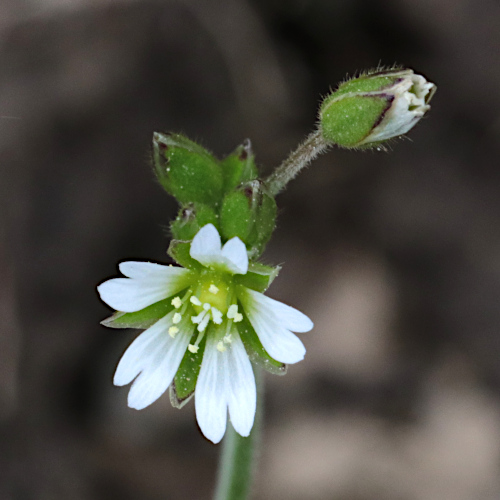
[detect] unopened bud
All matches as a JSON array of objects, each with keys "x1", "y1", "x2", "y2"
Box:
[
  {"x1": 170, "y1": 203, "x2": 218, "y2": 241},
  {"x1": 220, "y1": 139, "x2": 259, "y2": 192},
  {"x1": 152, "y1": 132, "x2": 223, "y2": 205},
  {"x1": 319, "y1": 68, "x2": 436, "y2": 148}
]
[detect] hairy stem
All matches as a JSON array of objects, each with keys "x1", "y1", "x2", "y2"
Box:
[
  {"x1": 265, "y1": 129, "x2": 329, "y2": 196},
  {"x1": 213, "y1": 369, "x2": 263, "y2": 500}
]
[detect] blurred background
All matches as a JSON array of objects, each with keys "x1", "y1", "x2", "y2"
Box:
[{"x1": 2, "y1": 0, "x2": 500, "y2": 498}]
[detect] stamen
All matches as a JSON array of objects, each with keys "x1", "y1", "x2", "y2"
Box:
[
  {"x1": 172, "y1": 312, "x2": 182, "y2": 324},
  {"x1": 203, "y1": 302, "x2": 211, "y2": 311},
  {"x1": 209, "y1": 284, "x2": 219, "y2": 294},
  {"x1": 217, "y1": 341, "x2": 226, "y2": 352},
  {"x1": 168, "y1": 326, "x2": 179, "y2": 338},
  {"x1": 211, "y1": 307, "x2": 223, "y2": 325},
  {"x1": 227, "y1": 304, "x2": 238, "y2": 319},
  {"x1": 197, "y1": 313, "x2": 210, "y2": 332},
  {"x1": 223, "y1": 334, "x2": 232, "y2": 344},
  {"x1": 233, "y1": 312, "x2": 243, "y2": 323},
  {"x1": 171, "y1": 296, "x2": 182, "y2": 309},
  {"x1": 190, "y1": 296, "x2": 202, "y2": 306},
  {"x1": 188, "y1": 344, "x2": 199, "y2": 353},
  {"x1": 191, "y1": 311, "x2": 206, "y2": 324}
]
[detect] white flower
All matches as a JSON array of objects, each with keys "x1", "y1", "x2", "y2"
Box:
[{"x1": 98, "y1": 224, "x2": 313, "y2": 443}]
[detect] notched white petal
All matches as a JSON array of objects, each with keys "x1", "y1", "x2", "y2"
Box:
[
  {"x1": 242, "y1": 288, "x2": 313, "y2": 332},
  {"x1": 97, "y1": 263, "x2": 193, "y2": 312},
  {"x1": 189, "y1": 224, "x2": 248, "y2": 275},
  {"x1": 113, "y1": 312, "x2": 192, "y2": 410},
  {"x1": 195, "y1": 337, "x2": 227, "y2": 443},
  {"x1": 220, "y1": 237, "x2": 248, "y2": 275},
  {"x1": 190, "y1": 224, "x2": 222, "y2": 266},
  {"x1": 239, "y1": 287, "x2": 310, "y2": 364},
  {"x1": 226, "y1": 332, "x2": 256, "y2": 437}
]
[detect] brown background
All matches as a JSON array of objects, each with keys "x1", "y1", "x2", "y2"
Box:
[{"x1": 2, "y1": 0, "x2": 500, "y2": 498}]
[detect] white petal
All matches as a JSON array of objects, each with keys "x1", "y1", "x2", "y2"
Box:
[
  {"x1": 113, "y1": 314, "x2": 171, "y2": 386},
  {"x1": 190, "y1": 224, "x2": 222, "y2": 267},
  {"x1": 220, "y1": 237, "x2": 248, "y2": 275},
  {"x1": 114, "y1": 312, "x2": 193, "y2": 410},
  {"x1": 241, "y1": 288, "x2": 313, "y2": 332},
  {"x1": 226, "y1": 330, "x2": 256, "y2": 437},
  {"x1": 239, "y1": 288, "x2": 310, "y2": 364},
  {"x1": 189, "y1": 224, "x2": 248, "y2": 275},
  {"x1": 97, "y1": 264, "x2": 192, "y2": 312},
  {"x1": 247, "y1": 314, "x2": 306, "y2": 364},
  {"x1": 195, "y1": 336, "x2": 228, "y2": 443}
]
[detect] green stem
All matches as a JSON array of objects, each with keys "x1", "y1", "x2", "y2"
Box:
[
  {"x1": 213, "y1": 369, "x2": 263, "y2": 500},
  {"x1": 265, "y1": 129, "x2": 329, "y2": 196}
]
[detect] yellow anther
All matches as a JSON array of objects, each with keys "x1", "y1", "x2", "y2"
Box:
[
  {"x1": 168, "y1": 326, "x2": 179, "y2": 338},
  {"x1": 188, "y1": 344, "x2": 199, "y2": 353},
  {"x1": 233, "y1": 313, "x2": 243, "y2": 323},
  {"x1": 172, "y1": 312, "x2": 182, "y2": 324},
  {"x1": 209, "y1": 284, "x2": 219, "y2": 294},
  {"x1": 171, "y1": 296, "x2": 182, "y2": 309},
  {"x1": 216, "y1": 341, "x2": 226, "y2": 352},
  {"x1": 227, "y1": 304, "x2": 239, "y2": 319},
  {"x1": 211, "y1": 307, "x2": 223, "y2": 325},
  {"x1": 190, "y1": 296, "x2": 202, "y2": 306}
]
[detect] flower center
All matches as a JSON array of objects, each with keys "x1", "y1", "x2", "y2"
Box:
[
  {"x1": 169, "y1": 271, "x2": 244, "y2": 353},
  {"x1": 196, "y1": 274, "x2": 231, "y2": 315}
]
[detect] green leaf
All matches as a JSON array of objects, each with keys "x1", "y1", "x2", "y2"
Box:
[
  {"x1": 237, "y1": 311, "x2": 286, "y2": 376},
  {"x1": 234, "y1": 262, "x2": 280, "y2": 292},
  {"x1": 101, "y1": 297, "x2": 175, "y2": 329},
  {"x1": 171, "y1": 334, "x2": 207, "y2": 407}
]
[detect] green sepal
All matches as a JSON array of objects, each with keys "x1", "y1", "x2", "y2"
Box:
[
  {"x1": 170, "y1": 333, "x2": 207, "y2": 407},
  {"x1": 251, "y1": 192, "x2": 277, "y2": 254},
  {"x1": 101, "y1": 297, "x2": 175, "y2": 330},
  {"x1": 237, "y1": 311, "x2": 286, "y2": 376},
  {"x1": 234, "y1": 262, "x2": 280, "y2": 292},
  {"x1": 220, "y1": 139, "x2": 258, "y2": 192},
  {"x1": 167, "y1": 240, "x2": 203, "y2": 271},
  {"x1": 220, "y1": 190, "x2": 253, "y2": 242},
  {"x1": 332, "y1": 75, "x2": 396, "y2": 99},
  {"x1": 152, "y1": 132, "x2": 223, "y2": 205},
  {"x1": 320, "y1": 95, "x2": 390, "y2": 148},
  {"x1": 170, "y1": 203, "x2": 219, "y2": 241}
]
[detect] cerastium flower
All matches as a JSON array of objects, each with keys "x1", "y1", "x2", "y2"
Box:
[{"x1": 98, "y1": 223, "x2": 312, "y2": 443}]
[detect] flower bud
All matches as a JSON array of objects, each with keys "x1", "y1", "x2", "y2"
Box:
[
  {"x1": 170, "y1": 203, "x2": 218, "y2": 241},
  {"x1": 220, "y1": 180, "x2": 277, "y2": 256},
  {"x1": 319, "y1": 68, "x2": 436, "y2": 148},
  {"x1": 152, "y1": 132, "x2": 223, "y2": 205},
  {"x1": 220, "y1": 138, "x2": 259, "y2": 192}
]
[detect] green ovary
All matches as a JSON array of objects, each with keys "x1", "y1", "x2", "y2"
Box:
[{"x1": 193, "y1": 270, "x2": 234, "y2": 315}]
